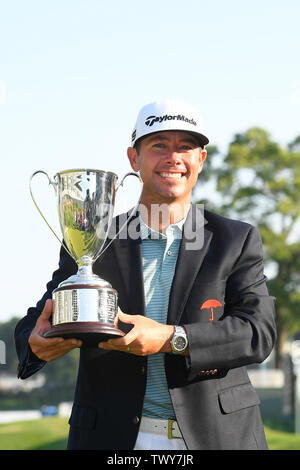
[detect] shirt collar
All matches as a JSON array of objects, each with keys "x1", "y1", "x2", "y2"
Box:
[{"x1": 139, "y1": 209, "x2": 188, "y2": 241}]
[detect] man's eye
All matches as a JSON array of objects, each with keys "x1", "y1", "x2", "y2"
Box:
[
  {"x1": 181, "y1": 145, "x2": 192, "y2": 150},
  {"x1": 153, "y1": 143, "x2": 165, "y2": 148}
]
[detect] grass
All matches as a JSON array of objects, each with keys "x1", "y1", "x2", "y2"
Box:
[
  {"x1": 1, "y1": 419, "x2": 300, "y2": 450},
  {"x1": 265, "y1": 426, "x2": 300, "y2": 450},
  {"x1": 0, "y1": 417, "x2": 69, "y2": 450}
]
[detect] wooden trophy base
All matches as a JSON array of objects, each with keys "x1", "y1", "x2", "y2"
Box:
[{"x1": 44, "y1": 322, "x2": 125, "y2": 347}]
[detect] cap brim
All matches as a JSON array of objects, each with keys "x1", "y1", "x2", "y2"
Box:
[{"x1": 134, "y1": 129, "x2": 209, "y2": 148}]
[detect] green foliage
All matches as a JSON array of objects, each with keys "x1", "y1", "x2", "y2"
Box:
[{"x1": 195, "y1": 128, "x2": 300, "y2": 360}]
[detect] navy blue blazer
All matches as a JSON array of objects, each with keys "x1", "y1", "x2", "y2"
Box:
[{"x1": 15, "y1": 205, "x2": 276, "y2": 450}]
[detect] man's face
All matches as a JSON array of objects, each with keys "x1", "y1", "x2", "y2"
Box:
[{"x1": 127, "y1": 131, "x2": 207, "y2": 205}]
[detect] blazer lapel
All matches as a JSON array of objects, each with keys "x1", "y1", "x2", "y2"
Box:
[
  {"x1": 112, "y1": 210, "x2": 146, "y2": 316},
  {"x1": 167, "y1": 205, "x2": 212, "y2": 325}
]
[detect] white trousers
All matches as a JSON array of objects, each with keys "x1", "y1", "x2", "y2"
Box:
[{"x1": 134, "y1": 431, "x2": 187, "y2": 450}]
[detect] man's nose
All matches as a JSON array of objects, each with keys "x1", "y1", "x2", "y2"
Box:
[{"x1": 164, "y1": 150, "x2": 183, "y2": 164}]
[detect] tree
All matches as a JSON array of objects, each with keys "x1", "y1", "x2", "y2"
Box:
[{"x1": 194, "y1": 128, "x2": 300, "y2": 366}]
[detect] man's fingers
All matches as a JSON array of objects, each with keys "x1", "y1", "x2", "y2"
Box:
[
  {"x1": 35, "y1": 337, "x2": 81, "y2": 350},
  {"x1": 31, "y1": 300, "x2": 55, "y2": 338},
  {"x1": 39, "y1": 299, "x2": 54, "y2": 322},
  {"x1": 43, "y1": 338, "x2": 81, "y2": 354},
  {"x1": 29, "y1": 299, "x2": 82, "y2": 361},
  {"x1": 98, "y1": 328, "x2": 137, "y2": 350},
  {"x1": 31, "y1": 337, "x2": 82, "y2": 361},
  {"x1": 30, "y1": 335, "x2": 63, "y2": 348},
  {"x1": 117, "y1": 311, "x2": 134, "y2": 324}
]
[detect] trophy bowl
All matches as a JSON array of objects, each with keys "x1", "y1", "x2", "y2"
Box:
[{"x1": 30, "y1": 168, "x2": 140, "y2": 347}]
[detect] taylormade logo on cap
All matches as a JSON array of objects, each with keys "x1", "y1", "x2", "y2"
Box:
[
  {"x1": 145, "y1": 114, "x2": 197, "y2": 128},
  {"x1": 131, "y1": 99, "x2": 209, "y2": 147}
]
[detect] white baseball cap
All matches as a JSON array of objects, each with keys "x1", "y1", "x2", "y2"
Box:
[{"x1": 130, "y1": 99, "x2": 209, "y2": 148}]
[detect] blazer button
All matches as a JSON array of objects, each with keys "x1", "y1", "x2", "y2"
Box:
[
  {"x1": 142, "y1": 366, "x2": 145, "y2": 374},
  {"x1": 133, "y1": 416, "x2": 140, "y2": 424}
]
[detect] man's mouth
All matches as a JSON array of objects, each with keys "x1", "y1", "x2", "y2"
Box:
[{"x1": 158, "y1": 172, "x2": 185, "y2": 179}]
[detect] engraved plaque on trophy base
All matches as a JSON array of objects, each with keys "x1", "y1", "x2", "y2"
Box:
[{"x1": 44, "y1": 285, "x2": 125, "y2": 347}]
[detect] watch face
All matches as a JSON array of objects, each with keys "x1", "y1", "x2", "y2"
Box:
[{"x1": 174, "y1": 336, "x2": 187, "y2": 351}]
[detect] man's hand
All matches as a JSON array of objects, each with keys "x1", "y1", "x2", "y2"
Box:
[
  {"x1": 29, "y1": 299, "x2": 82, "y2": 362},
  {"x1": 98, "y1": 309, "x2": 174, "y2": 356}
]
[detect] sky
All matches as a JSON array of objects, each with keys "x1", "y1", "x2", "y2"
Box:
[{"x1": 0, "y1": 0, "x2": 299, "y2": 322}]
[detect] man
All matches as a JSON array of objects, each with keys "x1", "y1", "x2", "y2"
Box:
[{"x1": 15, "y1": 99, "x2": 276, "y2": 450}]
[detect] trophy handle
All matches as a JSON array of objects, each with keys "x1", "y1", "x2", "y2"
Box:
[
  {"x1": 115, "y1": 171, "x2": 142, "y2": 235},
  {"x1": 97, "y1": 172, "x2": 142, "y2": 259},
  {"x1": 116, "y1": 172, "x2": 141, "y2": 191},
  {"x1": 29, "y1": 170, "x2": 75, "y2": 260}
]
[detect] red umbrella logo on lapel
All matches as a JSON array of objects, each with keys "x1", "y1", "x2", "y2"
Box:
[{"x1": 200, "y1": 299, "x2": 222, "y2": 322}]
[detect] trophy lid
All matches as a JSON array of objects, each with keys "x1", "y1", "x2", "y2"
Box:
[{"x1": 55, "y1": 168, "x2": 118, "y2": 179}]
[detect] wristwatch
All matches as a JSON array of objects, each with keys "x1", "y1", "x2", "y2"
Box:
[{"x1": 170, "y1": 326, "x2": 188, "y2": 355}]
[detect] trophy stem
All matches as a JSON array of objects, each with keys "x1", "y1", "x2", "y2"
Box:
[{"x1": 77, "y1": 263, "x2": 94, "y2": 279}]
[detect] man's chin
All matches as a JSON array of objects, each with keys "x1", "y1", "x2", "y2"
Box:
[{"x1": 152, "y1": 190, "x2": 187, "y2": 204}]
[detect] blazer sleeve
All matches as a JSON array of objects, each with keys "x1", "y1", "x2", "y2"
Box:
[
  {"x1": 184, "y1": 226, "x2": 277, "y2": 381},
  {"x1": 15, "y1": 245, "x2": 77, "y2": 379}
]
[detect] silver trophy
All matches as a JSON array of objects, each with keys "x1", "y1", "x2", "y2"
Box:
[{"x1": 30, "y1": 168, "x2": 140, "y2": 346}]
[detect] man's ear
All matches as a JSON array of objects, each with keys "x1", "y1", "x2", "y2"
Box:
[
  {"x1": 127, "y1": 147, "x2": 139, "y2": 172},
  {"x1": 198, "y1": 149, "x2": 207, "y2": 173}
]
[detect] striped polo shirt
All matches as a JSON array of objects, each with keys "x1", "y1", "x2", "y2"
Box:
[{"x1": 139, "y1": 212, "x2": 186, "y2": 420}]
